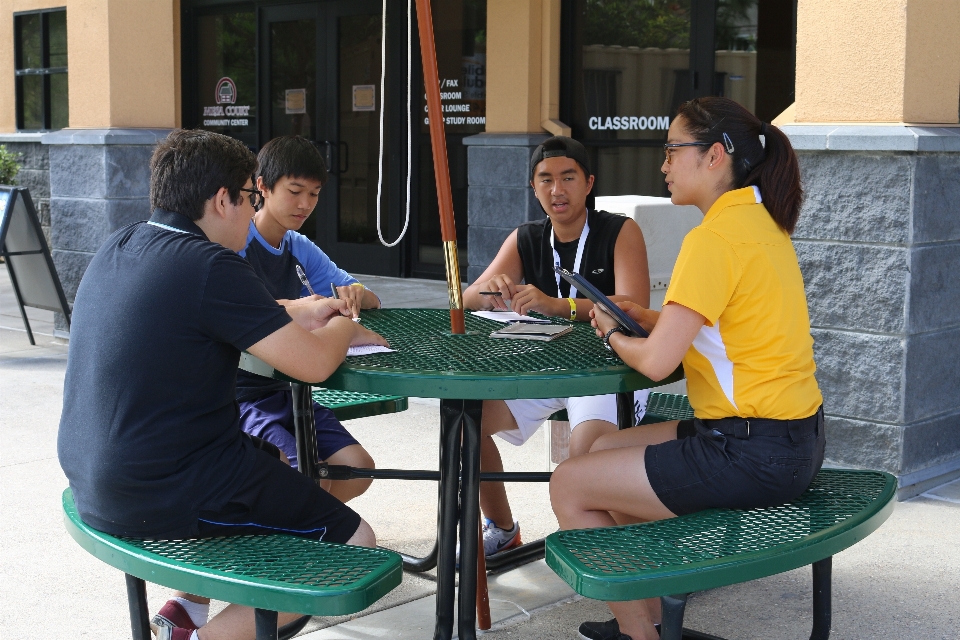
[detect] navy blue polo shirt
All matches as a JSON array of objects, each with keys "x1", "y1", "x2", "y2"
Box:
[{"x1": 57, "y1": 208, "x2": 292, "y2": 538}]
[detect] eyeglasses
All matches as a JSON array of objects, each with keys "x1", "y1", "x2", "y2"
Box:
[
  {"x1": 663, "y1": 142, "x2": 711, "y2": 164},
  {"x1": 239, "y1": 187, "x2": 264, "y2": 211}
]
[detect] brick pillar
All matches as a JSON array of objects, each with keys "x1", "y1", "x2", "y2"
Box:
[
  {"x1": 784, "y1": 125, "x2": 960, "y2": 497},
  {"x1": 42, "y1": 129, "x2": 171, "y2": 335}
]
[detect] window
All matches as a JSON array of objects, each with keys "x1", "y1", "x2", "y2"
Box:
[
  {"x1": 561, "y1": 0, "x2": 796, "y2": 198},
  {"x1": 15, "y1": 8, "x2": 68, "y2": 131}
]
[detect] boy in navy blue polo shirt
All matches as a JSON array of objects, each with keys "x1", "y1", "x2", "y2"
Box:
[
  {"x1": 57, "y1": 129, "x2": 387, "y2": 640},
  {"x1": 237, "y1": 135, "x2": 379, "y2": 504}
]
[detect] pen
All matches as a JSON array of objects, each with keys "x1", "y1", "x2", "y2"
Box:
[
  {"x1": 479, "y1": 291, "x2": 503, "y2": 296},
  {"x1": 295, "y1": 265, "x2": 316, "y2": 296}
]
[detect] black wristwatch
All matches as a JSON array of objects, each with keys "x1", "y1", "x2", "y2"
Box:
[{"x1": 602, "y1": 326, "x2": 626, "y2": 351}]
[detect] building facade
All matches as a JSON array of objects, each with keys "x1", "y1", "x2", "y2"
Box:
[{"x1": 2, "y1": 0, "x2": 959, "y2": 495}]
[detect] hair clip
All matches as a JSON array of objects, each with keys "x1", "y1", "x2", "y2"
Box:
[{"x1": 722, "y1": 133, "x2": 735, "y2": 154}]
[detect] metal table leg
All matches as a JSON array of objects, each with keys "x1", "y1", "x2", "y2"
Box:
[
  {"x1": 617, "y1": 391, "x2": 636, "y2": 430},
  {"x1": 659, "y1": 593, "x2": 689, "y2": 640},
  {"x1": 291, "y1": 383, "x2": 319, "y2": 480},
  {"x1": 124, "y1": 574, "x2": 151, "y2": 640},
  {"x1": 809, "y1": 557, "x2": 832, "y2": 640},
  {"x1": 433, "y1": 400, "x2": 464, "y2": 640},
  {"x1": 457, "y1": 400, "x2": 484, "y2": 640}
]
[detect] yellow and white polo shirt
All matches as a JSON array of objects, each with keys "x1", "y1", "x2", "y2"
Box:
[{"x1": 663, "y1": 186, "x2": 822, "y2": 420}]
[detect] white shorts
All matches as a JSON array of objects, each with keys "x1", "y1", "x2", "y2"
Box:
[{"x1": 498, "y1": 390, "x2": 651, "y2": 446}]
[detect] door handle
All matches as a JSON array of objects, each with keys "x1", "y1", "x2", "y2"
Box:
[
  {"x1": 313, "y1": 140, "x2": 349, "y2": 175},
  {"x1": 314, "y1": 140, "x2": 336, "y2": 174}
]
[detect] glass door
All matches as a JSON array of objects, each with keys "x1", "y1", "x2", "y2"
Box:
[
  {"x1": 260, "y1": 1, "x2": 401, "y2": 276},
  {"x1": 260, "y1": 4, "x2": 321, "y2": 241},
  {"x1": 315, "y1": 0, "x2": 403, "y2": 275}
]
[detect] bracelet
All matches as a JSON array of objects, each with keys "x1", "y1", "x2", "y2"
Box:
[
  {"x1": 602, "y1": 326, "x2": 626, "y2": 351},
  {"x1": 567, "y1": 297, "x2": 577, "y2": 321},
  {"x1": 349, "y1": 282, "x2": 364, "y2": 289}
]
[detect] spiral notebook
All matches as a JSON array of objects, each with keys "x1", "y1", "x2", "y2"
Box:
[{"x1": 489, "y1": 322, "x2": 573, "y2": 341}]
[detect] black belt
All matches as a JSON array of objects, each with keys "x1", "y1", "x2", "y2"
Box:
[{"x1": 698, "y1": 406, "x2": 823, "y2": 441}]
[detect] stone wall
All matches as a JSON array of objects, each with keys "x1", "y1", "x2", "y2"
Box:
[
  {"x1": 785, "y1": 125, "x2": 960, "y2": 496},
  {"x1": 41, "y1": 129, "x2": 171, "y2": 334},
  {"x1": 463, "y1": 134, "x2": 548, "y2": 283},
  {"x1": 0, "y1": 135, "x2": 50, "y2": 246}
]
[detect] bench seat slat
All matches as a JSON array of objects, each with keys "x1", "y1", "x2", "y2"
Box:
[
  {"x1": 62, "y1": 489, "x2": 402, "y2": 616},
  {"x1": 545, "y1": 469, "x2": 896, "y2": 601},
  {"x1": 311, "y1": 387, "x2": 408, "y2": 422}
]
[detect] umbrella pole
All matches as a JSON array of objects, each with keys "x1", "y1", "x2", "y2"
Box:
[{"x1": 415, "y1": 0, "x2": 465, "y2": 335}]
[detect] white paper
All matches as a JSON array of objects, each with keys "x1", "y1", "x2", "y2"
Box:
[
  {"x1": 346, "y1": 344, "x2": 396, "y2": 357},
  {"x1": 470, "y1": 310, "x2": 551, "y2": 324}
]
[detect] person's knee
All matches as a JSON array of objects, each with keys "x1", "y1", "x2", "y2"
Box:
[
  {"x1": 481, "y1": 400, "x2": 516, "y2": 437},
  {"x1": 346, "y1": 518, "x2": 376, "y2": 547},
  {"x1": 549, "y1": 460, "x2": 580, "y2": 520},
  {"x1": 571, "y1": 420, "x2": 616, "y2": 456}
]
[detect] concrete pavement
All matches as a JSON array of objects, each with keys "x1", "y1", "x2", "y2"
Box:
[{"x1": 2, "y1": 269, "x2": 959, "y2": 639}]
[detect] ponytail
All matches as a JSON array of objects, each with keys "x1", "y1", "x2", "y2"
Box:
[{"x1": 675, "y1": 97, "x2": 803, "y2": 234}]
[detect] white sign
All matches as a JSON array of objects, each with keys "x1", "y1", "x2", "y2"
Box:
[
  {"x1": 589, "y1": 116, "x2": 670, "y2": 131},
  {"x1": 285, "y1": 89, "x2": 307, "y2": 115},
  {"x1": 352, "y1": 85, "x2": 376, "y2": 112}
]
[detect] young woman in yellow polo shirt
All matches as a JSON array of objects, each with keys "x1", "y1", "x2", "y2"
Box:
[{"x1": 551, "y1": 96, "x2": 825, "y2": 640}]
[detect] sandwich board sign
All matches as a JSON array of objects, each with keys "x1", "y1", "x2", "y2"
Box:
[{"x1": 0, "y1": 186, "x2": 71, "y2": 344}]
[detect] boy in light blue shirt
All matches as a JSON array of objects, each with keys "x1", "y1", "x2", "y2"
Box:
[{"x1": 237, "y1": 135, "x2": 381, "y2": 504}]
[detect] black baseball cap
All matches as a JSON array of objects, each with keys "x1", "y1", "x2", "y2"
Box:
[{"x1": 529, "y1": 136, "x2": 592, "y2": 181}]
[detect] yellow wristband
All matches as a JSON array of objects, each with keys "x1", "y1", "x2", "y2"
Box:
[
  {"x1": 567, "y1": 297, "x2": 577, "y2": 321},
  {"x1": 349, "y1": 282, "x2": 364, "y2": 289}
]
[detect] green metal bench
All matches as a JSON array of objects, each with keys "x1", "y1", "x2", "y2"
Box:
[
  {"x1": 548, "y1": 391, "x2": 693, "y2": 424},
  {"x1": 311, "y1": 387, "x2": 408, "y2": 422},
  {"x1": 62, "y1": 489, "x2": 402, "y2": 640},
  {"x1": 546, "y1": 469, "x2": 897, "y2": 640}
]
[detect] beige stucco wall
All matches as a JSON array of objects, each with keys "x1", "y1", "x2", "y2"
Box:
[
  {"x1": 485, "y1": 0, "x2": 541, "y2": 133},
  {"x1": 0, "y1": 0, "x2": 180, "y2": 132},
  {"x1": 796, "y1": 0, "x2": 960, "y2": 123}
]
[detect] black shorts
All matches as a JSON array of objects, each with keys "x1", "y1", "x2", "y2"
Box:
[
  {"x1": 645, "y1": 407, "x2": 826, "y2": 516},
  {"x1": 194, "y1": 437, "x2": 362, "y2": 543}
]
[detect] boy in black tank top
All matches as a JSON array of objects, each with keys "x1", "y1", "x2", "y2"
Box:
[{"x1": 462, "y1": 136, "x2": 650, "y2": 558}]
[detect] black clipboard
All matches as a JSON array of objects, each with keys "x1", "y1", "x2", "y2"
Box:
[
  {"x1": 555, "y1": 266, "x2": 649, "y2": 338},
  {"x1": 0, "y1": 186, "x2": 72, "y2": 345}
]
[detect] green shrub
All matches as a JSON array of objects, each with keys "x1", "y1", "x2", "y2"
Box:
[{"x1": 0, "y1": 145, "x2": 23, "y2": 185}]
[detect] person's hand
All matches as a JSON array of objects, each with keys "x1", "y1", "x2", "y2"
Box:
[
  {"x1": 333, "y1": 283, "x2": 364, "y2": 318},
  {"x1": 590, "y1": 304, "x2": 619, "y2": 337},
  {"x1": 478, "y1": 274, "x2": 518, "y2": 310},
  {"x1": 350, "y1": 324, "x2": 389, "y2": 348},
  {"x1": 293, "y1": 297, "x2": 352, "y2": 331},
  {"x1": 511, "y1": 284, "x2": 564, "y2": 317}
]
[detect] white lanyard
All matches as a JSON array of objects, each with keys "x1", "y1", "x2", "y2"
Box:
[{"x1": 551, "y1": 214, "x2": 590, "y2": 297}]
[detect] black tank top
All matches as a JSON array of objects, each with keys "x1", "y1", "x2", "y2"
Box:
[{"x1": 516, "y1": 209, "x2": 627, "y2": 297}]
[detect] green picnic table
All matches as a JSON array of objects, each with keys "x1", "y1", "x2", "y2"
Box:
[{"x1": 254, "y1": 308, "x2": 680, "y2": 640}]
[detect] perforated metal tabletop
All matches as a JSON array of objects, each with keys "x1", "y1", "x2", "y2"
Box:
[{"x1": 316, "y1": 309, "x2": 681, "y2": 399}]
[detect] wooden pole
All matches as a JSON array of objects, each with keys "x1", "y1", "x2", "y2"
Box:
[{"x1": 415, "y1": 0, "x2": 465, "y2": 335}]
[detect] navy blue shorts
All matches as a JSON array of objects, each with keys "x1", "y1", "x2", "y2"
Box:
[
  {"x1": 239, "y1": 390, "x2": 361, "y2": 470},
  {"x1": 645, "y1": 407, "x2": 826, "y2": 516},
  {"x1": 195, "y1": 440, "x2": 361, "y2": 543}
]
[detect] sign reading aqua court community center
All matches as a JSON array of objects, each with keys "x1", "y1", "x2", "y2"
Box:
[
  {"x1": 202, "y1": 76, "x2": 252, "y2": 127},
  {"x1": 588, "y1": 116, "x2": 671, "y2": 131}
]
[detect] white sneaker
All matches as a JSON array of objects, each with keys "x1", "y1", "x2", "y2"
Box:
[
  {"x1": 481, "y1": 518, "x2": 522, "y2": 557},
  {"x1": 456, "y1": 518, "x2": 523, "y2": 564}
]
